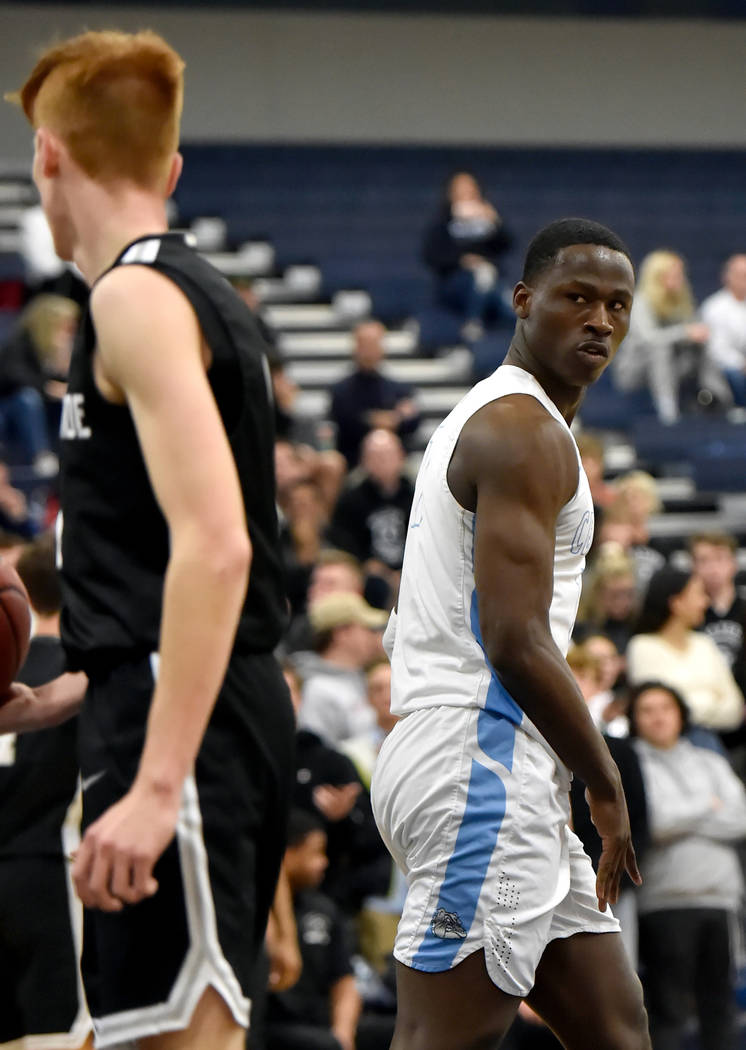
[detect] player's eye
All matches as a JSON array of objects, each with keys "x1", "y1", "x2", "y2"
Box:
[
  {"x1": 610, "y1": 300, "x2": 627, "y2": 311},
  {"x1": 568, "y1": 293, "x2": 586, "y2": 303}
]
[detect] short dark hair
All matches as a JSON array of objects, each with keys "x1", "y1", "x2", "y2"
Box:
[
  {"x1": 627, "y1": 680, "x2": 691, "y2": 738},
  {"x1": 15, "y1": 532, "x2": 61, "y2": 617},
  {"x1": 287, "y1": 808, "x2": 325, "y2": 849},
  {"x1": 522, "y1": 217, "x2": 632, "y2": 284}
]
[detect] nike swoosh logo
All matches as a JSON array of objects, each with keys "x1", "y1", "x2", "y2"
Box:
[{"x1": 81, "y1": 770, "x2": 106, "y2": 792}]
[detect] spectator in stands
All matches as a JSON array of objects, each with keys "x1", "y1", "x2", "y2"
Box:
[
  {"x1": 567, "y1": 641, "x2": 628, "y2": 737},
  {"x1": 422, "y1": 170, "x2": 513, "y2": 343},
  {"x1": 0, "y1": 459, "x2": 38, "y2": 538},
  {"x1": 567, "y1": 645, "x2": 647, "y2": 967},
  {"x1": 626, "y1": 567, "x2": 745, "y2": 735},
  {"x1": 690, "y1": 531, "x2": 746, "y2": 691},
  {"x1": 282, "y1": 549, "x2": 367, "y2": 656},
  {"x1": 576, "y1": 431, "x2": 615, "y2": 515},
  {"x1": 611, "y1": 250, "x2": 718, "y2": 422},
  {"x1": 275, "y1": 438, "x2": 346, "y2": 523},
  {"x1": 341, "y1": 660, "x2": 397, "y2": 791},
  {"x1": 327, "y1": 429, "x2": 414, "y2": 587},
  {"x1": 600, "y1": 470, "x2": 666, "y2": 595},
  {"x1": 629, "y1": 681, "x2": 746, "y2": 1050},
  {"x1": 576, "y1": 547, "x2": 639, "y2": 653},
  {"x1": 0, "y1": 293, "x2": 77, "y2": 475},
  {"x1": 329, "y1": 321, "x2": 421, "y2": 467},
  {"x1": 700, "y1": 253, "x2": 746, "y2": 406},
  {"x1": 266, "y1": 809, "x2": 362, "y2": 1050},
  {"x1": 294, "y1": 592, "x2": 388, "y2": 747},
  {"x1": 279, "y1": 478, "x2": 330, "y2": 610}
]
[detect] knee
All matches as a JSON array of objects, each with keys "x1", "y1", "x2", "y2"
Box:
[{"x1": 609, "y1": 982, "x2": 652, "y2": 1050}]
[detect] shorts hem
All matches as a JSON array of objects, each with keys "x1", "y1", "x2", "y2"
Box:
[
  {"x1": 91, "y1": 975, "x2": 249, "y2": 1048},
  {"x1": 0, "y1": 1025, "x2": 93, "y2": 1050},
  {"x1": 548, "y1": 918, "x2": 622, "y2": 943}
]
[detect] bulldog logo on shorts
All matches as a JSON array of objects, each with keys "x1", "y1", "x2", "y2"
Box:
[{"x1": 430, "y1": 908, "x2": 467, "y2": 939}]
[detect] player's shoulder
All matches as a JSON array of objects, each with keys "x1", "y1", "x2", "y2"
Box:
[
  {"x1": 463, "y1": 393, "x2": 576, "y2": 469},
  {"x1": 90, "y1": 260, "x2": 195, "y2": 335},
  {"x1": 451, "y1": 392, "x2": 578, "y2": 508}
]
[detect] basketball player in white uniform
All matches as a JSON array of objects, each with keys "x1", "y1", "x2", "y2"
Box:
[{"x1": 371, "y1": 219, "x2": 651, "y2": 1049}]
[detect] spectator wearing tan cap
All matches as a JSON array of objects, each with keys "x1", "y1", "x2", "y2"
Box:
[{"x1": 294, "y1": 593, "x2": 389, "y2": 748}]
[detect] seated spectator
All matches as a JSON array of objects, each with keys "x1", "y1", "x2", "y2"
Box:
[
  {"x1": 284, "y1": 665, "x2": 391, "y2": 919},
  {"x1": 700, "y1": 253, "x2": 746, "y2": 406},
  {"x1": 626, "y1": 567, "x2": 745, "y2": 735},
  {"x1": 266, "y1": 809, "x2": 362, "y2": 1050},
  {"x1": 629, "y1": 681, "x2": 746, "y2": 1050},
  {"x1": 329, "y1": 321, "x2": 421, "y2": 467},
  {"x1": 576, "y1": 547, "x2": 640, "y2": 654},
  {"x1": 0, "y1": 460, "x2": 39, "y2": 538},
  {"x1": 282, "y1": 549, "x2": 367, "y2": 657},
  {"x1": 601, "y1": 471, "x2": 666, "y2": 596},
  {"x1": 422, "y1": 170, "x2": 513, "y2": 343},
  {"x1": 567, "y1": 644, "x2": 648, "y2": 967},
  {"x1": 612, "y1": 250, "x2": 726, "y2": 422},
  {"x1": 327, "y1": 429, "x2": 414, "y2": 588},
  {"x1": 566, "y1": 641, "x2": 628, "y2": 737},
  {"x1": 690, "y1": 530, "x2": 746, "y2": 694},
  {"x1": 576, "y1": 431, "x2": 615, "y2": 515},
  {"x1": 275, "y1": 438, "x2": 346, "y2": 525},
  {"x1": 0, "y1": 294, "x2": 78, "y2": 474},
  {"x1": 341, "y1": 660, "x2": 397, "y2": 792},
  {"x1": 294, "y1": 592, "x2": 388, "y2": 747}
]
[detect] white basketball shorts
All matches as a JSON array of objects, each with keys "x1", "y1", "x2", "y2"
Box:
[{"x1": 371, "y1": 704, "x2": 619, "y2": 998}]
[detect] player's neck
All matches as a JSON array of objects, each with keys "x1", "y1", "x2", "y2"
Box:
[
  {"x1": 504, "y1": 342, "x2": 584, "y2": 423},
  {"x1": 70, "y1": 182, "x2": 170, "y2": 286}
]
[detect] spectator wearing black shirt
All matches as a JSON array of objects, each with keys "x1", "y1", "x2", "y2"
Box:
[
  {"x1": 266, "y1": 809, "x2": 361, "y2": 1050},
  {"x1": 327, "y1": 429, "x2": 414, "y2": 581},
  {"x1": 690, "y1": 532, "x2": 746, "y2": 693},
  {"x1": 422, "y1": 171, "x2": 513, "y2": 343},
  {"x1": 329, "y1": 321, "x2": 421, "y2": 467}
]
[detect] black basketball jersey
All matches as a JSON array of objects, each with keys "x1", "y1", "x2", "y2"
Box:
[{"x1": 59, "y1": 232, "x2": 286, "y2": 672}]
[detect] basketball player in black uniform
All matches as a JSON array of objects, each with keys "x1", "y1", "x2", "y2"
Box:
[
  {"x1": 0, "y1": 533, "x2": 92, "y2": 1049},
  {"x1": 3, "y1": 29, "x2": 295, "y2": 1049}
]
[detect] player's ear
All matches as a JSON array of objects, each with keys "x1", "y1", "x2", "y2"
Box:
[
  {"x1": 35, "y1": 128, "x2": 61, "y2": 178},
  {"x1": 513, "y1": 282, "x2": 531, "y2": 319},
  {"x1": 165, "y1": 152, "x2": 183, "y2": 198}
]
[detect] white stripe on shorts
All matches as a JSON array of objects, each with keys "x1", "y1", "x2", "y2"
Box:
[{"x1": 91, "y1": 654, "x2": 249, "y2": 1048}]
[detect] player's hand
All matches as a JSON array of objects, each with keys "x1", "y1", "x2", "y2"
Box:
[
  {"x1": 72, "y1": 778, "x2": 181, "y2": 911},
  {"x1": 0, "y1": 682, "x2": 41, "y2": 730},
  {"x1": 586, "y1": 787, "x2": 641, "y2": 912}
]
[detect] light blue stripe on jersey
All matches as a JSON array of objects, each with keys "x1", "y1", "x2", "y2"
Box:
[
  {"x1": 470, "y1": 588, "x2": 524, "y2": 727},
  {"x1": 412, "y1": 712, "x2": 512, "y2": 971}
]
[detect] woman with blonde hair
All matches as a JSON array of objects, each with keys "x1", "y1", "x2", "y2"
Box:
[
  {"x1": 0, "y1": 293, "x2": 78, "y2": 474},
  {"x1": 612, "y1": 250, "x2": 715, "y2": 422}
]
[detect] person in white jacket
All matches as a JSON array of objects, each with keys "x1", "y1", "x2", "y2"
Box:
[
  {"x1": 626, "y1": 567, "x2": 744, "y2": 734},
  {"x1": 629, "y1": 680, "x2": 746, "y2": 1050},
  {"x1": 700, "y1": 254, "x2": 746, "y2": 406}
]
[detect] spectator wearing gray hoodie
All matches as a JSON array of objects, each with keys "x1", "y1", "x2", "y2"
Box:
[{"x1": 629, "y1": 680, "x2": 746, "y2": 1050}]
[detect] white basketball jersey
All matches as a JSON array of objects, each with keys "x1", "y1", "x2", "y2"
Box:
[{"x1": 385, "y1": 364, "x2": 594, "y2": 752}]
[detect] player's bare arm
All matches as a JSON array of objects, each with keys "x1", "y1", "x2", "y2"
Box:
[
  {"x1": 448, "y1": 393, "x2": 640, "y2": 909},
  {"x1": 0, "y1": 672, "x2": 87, "y2": 732},
  {"x1": 72, "y1": 264, "x2": 252, "y2": 912}
]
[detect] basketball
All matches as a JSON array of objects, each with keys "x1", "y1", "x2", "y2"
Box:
[{"x1": 0, "y1": 560, "x2": 32, "y2": 693}]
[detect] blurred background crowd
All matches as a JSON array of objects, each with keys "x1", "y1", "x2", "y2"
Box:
[{"x1": 1, "y1": 2, "x2": 745, "y2": 1049}]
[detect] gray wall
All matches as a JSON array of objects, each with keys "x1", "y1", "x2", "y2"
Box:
[{"x1": 1, "y1": 5, "x2": 743, "y2": 164}]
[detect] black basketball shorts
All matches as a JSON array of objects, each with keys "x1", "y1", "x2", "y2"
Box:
[
  {"x1": 0, "y1": 849, "x2": 91, "y2": 1048},
  {"x1": 77, "y1": 650, "x2": 295, "y2": 1048}
]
